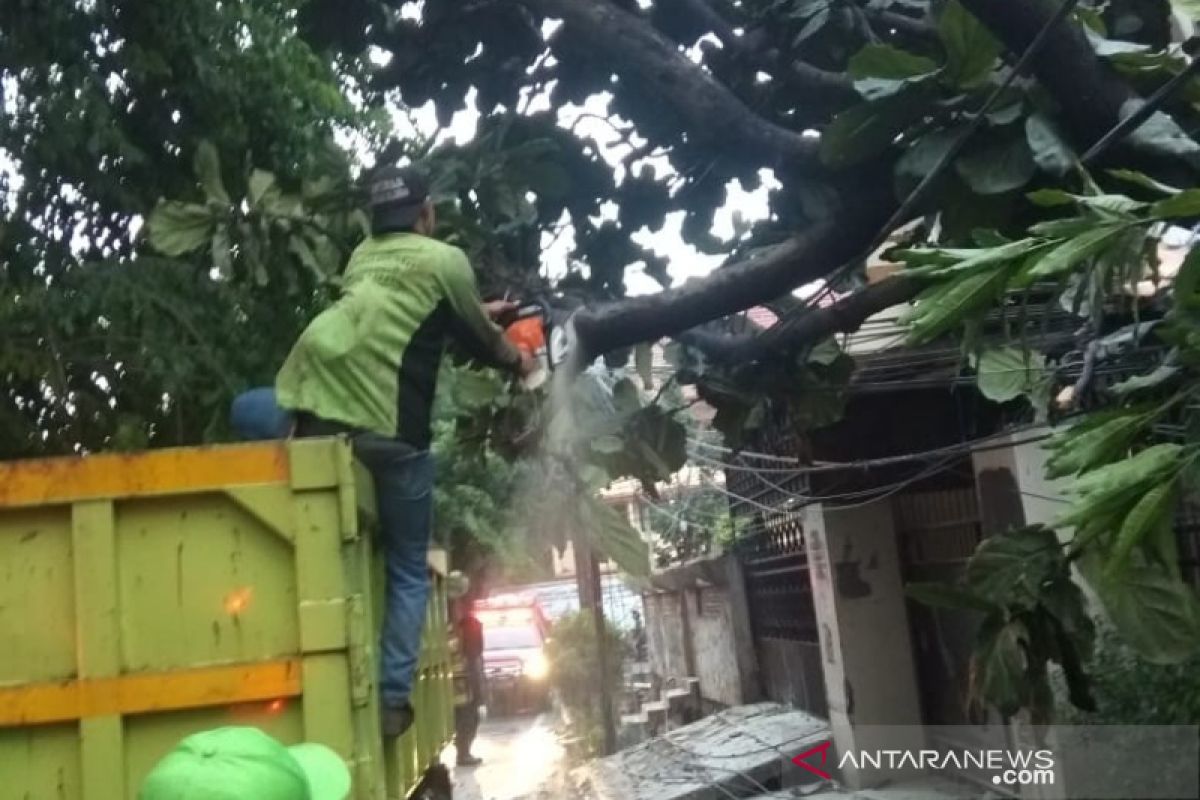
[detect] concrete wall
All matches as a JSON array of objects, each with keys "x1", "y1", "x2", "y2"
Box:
[
  {"x1": 805, "y1": 501, "x2": 924, "y2": 789},
  {"x1": 643, "y1": 556, "x2": 761, "y2": 708},
  {"x1": 689, "y1": 586, "x2": 743, "y2": 707},
  {"x1": 971, "y1": 427, "x2": 1067, "y2": 532},
  {"x1": 644, "y1": 590, "x2": 689, "y2": 686}
]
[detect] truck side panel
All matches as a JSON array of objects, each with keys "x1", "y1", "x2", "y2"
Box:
[{"x1": 0, "y1": 440, "x2": 452, "y2": 800}]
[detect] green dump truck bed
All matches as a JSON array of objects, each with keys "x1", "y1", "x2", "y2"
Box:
[{"x1": 0, "y1": 439, "x2": 453, "y2": 800}]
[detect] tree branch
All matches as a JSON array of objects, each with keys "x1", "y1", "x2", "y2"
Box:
[
  {"x1": 958, "y1": 0, "x2": 1140, "y2": 151},
  {"x1": 857, "y1": 5, "x2": 936, "y2": 39},
  {"x1": 679, "y1": 0, "x2": 855, "y2": 100},
  {"x1": 520, "y1": 0, "x2": 825, "y2": 167},
  {"x1": 570, "y1": 177, "x2": 897, "y2": 358},
  {"x1": 678, "y1": 274, "x2": 925, "y2": 363}
]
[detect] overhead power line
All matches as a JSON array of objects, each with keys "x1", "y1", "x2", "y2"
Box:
[{"x1": 685, "y1": 427, "x2": 1054, "y2": 475}]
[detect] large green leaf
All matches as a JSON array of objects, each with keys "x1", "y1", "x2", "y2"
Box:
[
  {"x1": 938, "y1": 0, "x2": 1001, "y2": 87},
  {"x1": 955, "y1": 135, "x2": 1037, "y2": 195},
  {"x1": 1124, "y1": 103, "x2": 1200, "y2": 162},
  {"x1": 288, "y1": 232, "x2": 326, "y2": 280},
  {"x1": 1027, "y1": 224, "x2": 1126, "y2": 278},
  {"x1": 894, "y1": 128, "x2": 960, "y2": 190},
  {"x1": 1151, "y1": 189, "x2": 1200, "y2": 219},
  {"x1": 906, "y1": 581, "x2": 996, "y2": 612},
  {"x1": 972, "y1": 617, "x2": 1030, "y2": 716},
  {"x1": 1109, "y1": 479, "x2": 1177, "y2": 573},
  {"x1": 1110, "y1": 363, "x2": 1181, "y2": 396},
  {"x1": 849, "y1": 43, "x2": 938, "y2": 79},
  {"x1": 631, "y1": 406, "x2": 688, "y2": 477},
  {"x1": 894, "y1": 243, "x2": 993, "y2": 269},
  {"x1": 635, "y1": 342, "x2": 654, "y2": 390},
  {"x1": 451, "y1": 368, "x2": 502, "y2": 410},
  {"x1": 1028, "y1": 217, "x2": 1096, "y2": 239},
  {"x1": 1058, "y1": 444, "x2": 1183, "y2": 535},
  {"x1": 612, "y1": 377, "x2": 642, "y2": 416},
  {"x1": 902, "y1": 237, "x2": 1041, "y2": 278},
  {"x1": 848, "y1": 44, "x2": 938, "y2": 100},
  {"x1": 1027, "y1": 189, "x2": 1075, "y2": 207},
  {"x1": 904, "y1": 264, "x2": 1013, "y2": 344},
  {"x1": 974, "y1": 346, "x2": 1046, "y2": 403},
  {"x1": 806, "y1": 337, "x2": 843, "y2": 366},
  {"x1": 580, "y1": 492, "x2": 651, "y2": 578},
  {"x1": 1027, "y1": 190, "x2": 1146, "y2": 214},
  {"x1": 1041, "y1": 575, "x2": 1096, "y2": 659},
  {"x1": 1175, "y1": 247, "x2": 1200, "y2": 310},
  {"x1": 1107, "y1": 168, "x2": 1182, "y2": 196},
  {"x1": 248, "y1": 169, "x2": 281, "y2": 209},
  {"x1": 1071, "y1": 443, "x2": 1182, "y2": 499},
  {"x1": 146, "y1": 201, "x2": 216, "y2": 256},
  {"x1": 1044, "y1": 412, "x2": 1146, "y2": 479},
  {"x1": 820, "y1": 91, "x2": 928, "y2": 167},
  {"x1": 194, "y1": 141, "x2": 230, "y2": 205},
  {"x1": 1025, "y1": 114, "x2": 1075, "y2": 177},
  {"x1": 1085, "y1": 558, "x2": 1200, "y2": 664},
  {"x1": 966, "y1": 525, "x2": 1062, "y2": 608}
]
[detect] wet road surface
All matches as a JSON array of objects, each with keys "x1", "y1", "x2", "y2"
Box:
[{"x1": 450, "y1": 712, "x2": 565, "y2": 800}]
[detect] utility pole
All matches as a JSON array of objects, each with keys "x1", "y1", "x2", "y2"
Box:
[{"x1": 572, "y1": 532, "x2": 618, "y2": 755}]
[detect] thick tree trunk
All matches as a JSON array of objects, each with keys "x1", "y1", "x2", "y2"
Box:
[
  {"x1": 571, "y1": 180, "x2": 896, "y2": 358},
  {"x1": 522, "y1": 0, "x2": 832, "y2": 167},
  {"x1": 959, "y1": 0, "x2": 1134, "y2": 149},
  {"x1": 678, "y1": 274, "x2": 926, "y2": 362}
]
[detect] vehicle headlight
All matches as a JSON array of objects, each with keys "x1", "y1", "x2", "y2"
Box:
[{"x1": 522, "y1": 651, "x2": 549, "y2": 680}]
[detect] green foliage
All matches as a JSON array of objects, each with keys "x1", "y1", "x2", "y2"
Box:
[
  {"x1": 908, "y1": 526, "x2": 1096, "y2": 721},
  {"x1": 1044, "y1": 408, "x2": 1150, "y2": 479},
  {"x1": 847, "y1": 45, "x2": 938, "y2": 101},
  {"x1": 1080, "y1": 555, "x2": 1200, "y2": 665},
  {"x1": 643, "y1": 484, "x2": 744, "y2": 568},
  {"x1": 1063, "y1": 627, "x2": 1200, "y2": 724},
  {"x1": 579, "y1": 493, "x2": 652, "y2": 579},
  {"x1": 0, "y1": 0, "x2": 368, "y2": 457},
  {"x1": 544, "y1": 611, "x2": 626, "y2": 758},
  {"x1": 1024, "y1": 114, "x2": 1076, "y2": 177},
  {"x1": 900, "y1": 169, "x2": 1200, "y2": 718},
  {"x1": 144, "y1": 142, "x2": 367, "y2": 287},
  {"x1": 973, "y1": 346, "x2": 1050, "y2": 407}
]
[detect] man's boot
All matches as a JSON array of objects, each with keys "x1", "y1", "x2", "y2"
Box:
[{"x1": 382, "y1": 702, "x2": 414, "y2": 738}]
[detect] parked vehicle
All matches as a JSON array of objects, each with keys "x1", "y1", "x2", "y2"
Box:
[
  {"x1": 475, "y1": 593, "x2": 553, "y2": 715},
  {"x1": 0, "y1": 439, "x2": 454, "y2": 799}
]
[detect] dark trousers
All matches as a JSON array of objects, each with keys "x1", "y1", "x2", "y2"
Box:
[
  {"x1": 455, "y1": 703, "x2": 480, "y2": 756},
  {"x1": 230, "y1": 389, "x2": 434, "y2": 706},
  {"x1": 455, "y1": 659, "x2": 485, "y2": 756}
]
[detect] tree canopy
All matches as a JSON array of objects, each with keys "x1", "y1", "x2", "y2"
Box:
[{"x1": 6, "y1": 0, "x2": 1200, "y2": 722}]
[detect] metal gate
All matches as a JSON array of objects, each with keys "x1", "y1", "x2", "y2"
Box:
[
  {"x1": 895, "y1": 485, "x2": 986, "y2": 727},
  {"x1": 727, "y1": 416, "x2": 827, "y2": 717},
  {"x1": 734, "y1": 517, "x2": 827, "y2": 717}
]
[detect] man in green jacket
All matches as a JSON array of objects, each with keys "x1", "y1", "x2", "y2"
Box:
[{"x1": 232, "y1": 165, "x2": 533, "y2": 737}]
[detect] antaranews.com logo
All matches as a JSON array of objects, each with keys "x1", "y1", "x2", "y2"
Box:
[
  {"x1": 792, "y1": 741, "x2": 1055, "y2": 787},
  {"x1": 784, "y1": 725, "x2": 1198, "y2": 799}
]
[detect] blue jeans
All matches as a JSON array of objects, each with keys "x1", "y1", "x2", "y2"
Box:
[{"x1": 230, "y1": 389, "x2": 435, "y2": 707}]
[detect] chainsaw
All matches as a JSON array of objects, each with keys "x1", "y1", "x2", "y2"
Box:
[{"x1": 501, "y1": 299, "x2": 574, "y2": 390}]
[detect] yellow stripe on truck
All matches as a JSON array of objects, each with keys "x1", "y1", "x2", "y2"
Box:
[
  {"x1": 0, "y1": 443, "x2": 289, "y2": 508},
  {"x1": 0, "y1": 658, "x2": 303, "y2": 726}
]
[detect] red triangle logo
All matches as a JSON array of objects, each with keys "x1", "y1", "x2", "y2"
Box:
[{"x1": 791, "y1": 740, "x2": 833, "y2": 780}]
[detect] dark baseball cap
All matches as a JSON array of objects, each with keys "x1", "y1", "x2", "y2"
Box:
[{"x1": 367, "y1": 164, "x2": 431, "y2": 232}]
